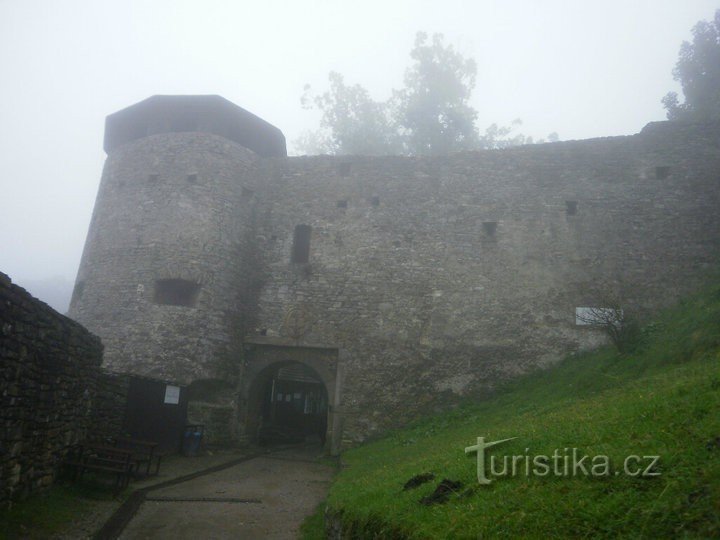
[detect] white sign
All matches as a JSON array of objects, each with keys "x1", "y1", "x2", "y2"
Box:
[{"x1": 164, "y1": 385, "x2": 180, "y2": 405}]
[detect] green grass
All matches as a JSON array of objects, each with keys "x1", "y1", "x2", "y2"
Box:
[
  {"x1": 307, "y1": 284, "x2": 720, "y2": 538},
  {"x1": 0, "y1": 480, "x2": 125, "y2": 539},
  {"x1": 300, "y1": 502, "x2": 328, "y2": 540}
]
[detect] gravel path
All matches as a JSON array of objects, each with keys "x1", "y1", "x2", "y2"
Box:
[{"x1": 118, "y1": 445, "x2": 334, "y2": 539}]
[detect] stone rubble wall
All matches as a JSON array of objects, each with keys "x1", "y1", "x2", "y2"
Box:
[{"x1": 0, "y1": 272, "x2": 127, "y2": 503}]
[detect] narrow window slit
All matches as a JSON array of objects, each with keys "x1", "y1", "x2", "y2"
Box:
[{"x1": 291, "y1": 225, "x2": 311, "y2": 264}]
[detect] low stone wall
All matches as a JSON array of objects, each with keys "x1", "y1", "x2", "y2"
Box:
[
  {"x1": 0, "y1": 272, "x2": 126, "y2": 503},
  {"x1": 91, "y1": 372, "x2": 130, "y2": 441}
]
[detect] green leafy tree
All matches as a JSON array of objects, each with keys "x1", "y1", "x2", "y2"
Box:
[
  {"x1": 298, "y1": 72, "x2": 401, "y2": 155},
  {"x1": 296, "y1": 32, "x2": 558, "y2": 155},
  {"x1": 393, "y1": 32, "x2": 479, "y2": 155},
  {"x1": 663, "y1": 10, "x2": 720, "y2": 121}
]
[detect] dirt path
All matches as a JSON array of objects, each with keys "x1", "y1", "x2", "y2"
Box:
[{"x1": 118, "y1": 445, "x2": 334, "y2": 539}]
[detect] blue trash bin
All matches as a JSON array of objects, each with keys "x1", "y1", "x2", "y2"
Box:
[{"x1": 182, "y1": 424, "x2": 204, "y2": 456}]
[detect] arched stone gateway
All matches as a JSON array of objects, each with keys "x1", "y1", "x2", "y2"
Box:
[
  {"x1": 239, "y1": 340, "x2": 342, "y2": 455},
  {"x1": 249, "y1": 362, "x2": 328, "y2": 445}
]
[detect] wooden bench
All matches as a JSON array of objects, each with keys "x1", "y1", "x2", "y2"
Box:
[
  {"x1": 111, "y1": 437, "x2": 163, "y2": 477},
  {"x1": 64, "y1": 444, "x2": 133, "y2": 490}
]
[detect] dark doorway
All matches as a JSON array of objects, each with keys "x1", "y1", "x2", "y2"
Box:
[
  {"x1": 254, "y1": 363, "x2": 328, "y2": 445},
  {"x1": 122, "y1": 376, "x2": 188, "y2": 452}
]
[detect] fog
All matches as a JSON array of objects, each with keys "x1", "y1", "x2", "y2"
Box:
[{"x1": 0, "y1": 0, "x2": 716, "y2": 312}]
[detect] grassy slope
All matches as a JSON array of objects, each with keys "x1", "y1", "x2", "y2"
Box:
[{"x1": 314, "y1": 285, "x2": 720, "y2": 538}]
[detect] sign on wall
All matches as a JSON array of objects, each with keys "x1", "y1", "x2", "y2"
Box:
[
  {"x1": 575, "y1": 307, "x2": 623, "y2": 326},
  {"x1": 164, "y1": 385, "x2": 180, "y2": 405}
]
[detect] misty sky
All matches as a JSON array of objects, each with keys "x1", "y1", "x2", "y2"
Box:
[{"x1": 0, "y1": 0, "x2": 717, "y2": 311}]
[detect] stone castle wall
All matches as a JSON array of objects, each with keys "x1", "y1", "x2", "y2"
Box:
[
  {"x1": 0, "y1": 273, "x2": 127, "y2": 503},
  {"x1": 69, "y1": 108, "x2": 720, "y2": 445},
  {"x1": 253, "y1": 121, "x2": 720, "y2": 441}
]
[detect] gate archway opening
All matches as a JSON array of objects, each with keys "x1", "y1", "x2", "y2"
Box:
[{"x1": 248, "y1": 361, "x2": 329, "y2": 446}]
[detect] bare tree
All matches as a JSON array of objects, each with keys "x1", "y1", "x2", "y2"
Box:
[{"x1": 575, "y1": 296, "x2": 639, "y2": 353}]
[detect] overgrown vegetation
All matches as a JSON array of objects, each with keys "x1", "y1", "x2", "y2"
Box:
[{"x1": 304, "y1": 283, "x2": 720, "y2": 538}]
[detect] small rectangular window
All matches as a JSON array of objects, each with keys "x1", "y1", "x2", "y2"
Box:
[
  {"x1": 565, "y1": 200, "x2": 578, "y2": 216},
  {"x1": 291, "y1": 225, "x2": 311, "y2": 264},
  {"x1": 154, "y1": 279, "x2": 201, "y2": 307},
  {"x1": 482, "y1": 222, "x2": 497, "y2": 235},
  {"x1": 655, "y1": 166, "x2": 670, "y2": 179},
  {"x1": 337, "y1": 200, "x2": 348, "y2": 209}
]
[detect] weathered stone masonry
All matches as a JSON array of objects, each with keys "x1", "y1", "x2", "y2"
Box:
[
  {"x1": 69, "y1": 95, "x2": 720, "y2": 448},
  {"x1": 0, "y1": 272, "x2": 127, "y2": 503},
  {"x1": 253, "y1": 122, "x2": 720, "y2": 441}
]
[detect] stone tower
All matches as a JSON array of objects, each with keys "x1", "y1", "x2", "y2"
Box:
[{"x1": 69, "y1": 95, "x2": 286, "y2": 384}]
